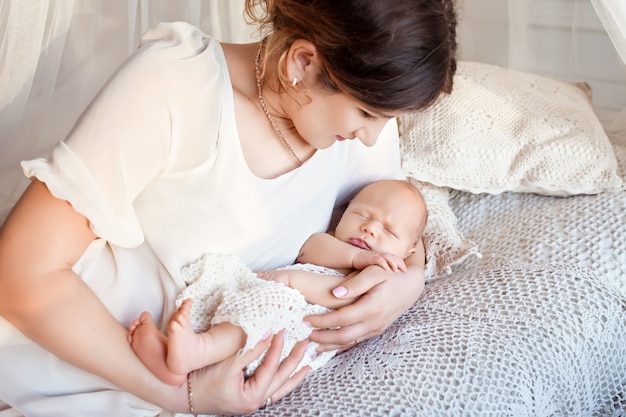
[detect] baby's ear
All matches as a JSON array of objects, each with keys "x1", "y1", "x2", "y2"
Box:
[{"x1": 404, "y1": 246, "x2": 418, "y2": 259}]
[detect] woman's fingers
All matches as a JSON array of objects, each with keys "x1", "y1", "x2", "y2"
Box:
[
  {"x1": 235, "y1": 329, "x2": 274, "y2": 368},
  {"x1": 263, "y1": 340, "x2": 311, "y2": 401},
  {"x1": 269, "y1": 362, "x2": 311, "y2": 401},
  {"x1": 305, "y1": 300, "x2": 381, "y2": 353},
  {"x1": 241, "y1": 331, "x2": 311, "y2": 406},
  {"x1": 244, "y1": 330, "x2": 286, "y2": 393},
  {"x1": 305, "y1": 283, "x2": 387, "y2": 332},
  {"x1": 328, "y1": 265, "x2": 387, "y2": 301},
  {"x1": 305, "y1": 302, "x2": 361, "y2": 330},
  {"x1": 307, "y1": 319, "x2": 382, "y2": 353},
  {"x1": 312, "y1": 327, "x2": 360, "y2": 350},
  {"x1": 191, "y1": 330, "x2": 308, "y2": 414},
  {"x1": 305, "y1": 265, "x2": 425, "y2": 352}
]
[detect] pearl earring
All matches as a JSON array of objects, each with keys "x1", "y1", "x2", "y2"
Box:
[{"x1": 292, "y1": 77, "x2": 298, "y2": 87}]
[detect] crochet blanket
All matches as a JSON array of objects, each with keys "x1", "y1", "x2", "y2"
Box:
[
  {"x1": 250, "y1": 263, "x2": 626, "y2": 416},
  {"x1": 449, "y1": 141, "x2": 626, "y2": 298},
  {"x1": 176, "y1": 254, "x2": 335, "y2": 379}
]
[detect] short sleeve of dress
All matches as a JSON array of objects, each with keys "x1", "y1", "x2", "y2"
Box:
[{"x1": 21, "y1": 22, "x2": 223, "y2": 247}]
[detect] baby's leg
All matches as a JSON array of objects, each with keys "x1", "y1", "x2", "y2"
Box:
[
  {"x1": 167, "y1": 299, "x2": 247, "y2": 376},
  {"x1": 128, "y1": 312, "x2": 186, "y2": 386}
]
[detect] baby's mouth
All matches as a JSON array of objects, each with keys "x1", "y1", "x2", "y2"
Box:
[{"x1": 349, "y1": 238, "x2": 370, "y2": 251}]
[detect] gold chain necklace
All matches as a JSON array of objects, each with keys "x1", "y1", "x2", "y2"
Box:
[{"x1": 255, "y1": 46, "x2": 303, "y2": 166}]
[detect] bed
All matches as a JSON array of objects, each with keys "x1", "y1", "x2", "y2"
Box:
[{"x1": 244, "y1": 62, "x2": 626, "y2": 417}]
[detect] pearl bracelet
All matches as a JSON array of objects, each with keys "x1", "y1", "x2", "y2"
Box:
[{"x1": 187, "y1": 372, "x2": 197, "y2": 417}]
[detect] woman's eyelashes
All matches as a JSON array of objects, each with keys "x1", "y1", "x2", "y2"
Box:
[
  {"x1": 360, "y1": 107, "x2": 395, "y2": 121},
  {"x1": 361, "y1": 109, "x2": 377, "y2": 120}
]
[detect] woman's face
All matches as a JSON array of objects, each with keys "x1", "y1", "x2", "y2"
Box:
[
  {"x1": 289, "y1": 88, "x2": 399, "y2": 150},
  {"x1": 281, "y1": 40, "x2": 403, "y2": 151}
]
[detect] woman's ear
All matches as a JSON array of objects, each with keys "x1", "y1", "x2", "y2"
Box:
[{"x1": 285, "y1": 39, "x2": 320, "y2": 86}]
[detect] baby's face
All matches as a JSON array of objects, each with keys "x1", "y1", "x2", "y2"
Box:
[{"x1": 334, "y1": 181, "x2": 424, "y2": 258}]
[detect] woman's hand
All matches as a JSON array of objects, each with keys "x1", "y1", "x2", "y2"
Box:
[
  {"x1": 188, "y1": 330, "x2": 311, "y2": 415},
  {"x1": 304, "y1": 260, "x2": 425, "y2": 353}
]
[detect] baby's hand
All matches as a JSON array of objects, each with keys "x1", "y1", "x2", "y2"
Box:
[
  {"x1": 353, "y1": 251, "x2": 407, "y2": 272},
  {"x1": 256, "y1": 269, "x2": 291, "y2": 286}
]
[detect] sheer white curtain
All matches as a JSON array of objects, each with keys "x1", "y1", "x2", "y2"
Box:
[
  {"x1": 1, "y1": 0, "x2": 625, "y2": 222},
  {"x1": 0, "y1": 0, "x2": 255, "y2": 221},
  {"x1": 588, "y1": 0, "x2": 626, "y2": 133},
  {"x1": 592, "y1": 0, "x2": 626, "y2": 65},
  {"x1": 458, "y1": 0, "x2": 626, "y2": 106}
]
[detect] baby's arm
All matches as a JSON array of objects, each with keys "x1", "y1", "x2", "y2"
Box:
[
  {"x1": 297, "y1": 232, "x2": 407, "y2": 272},
  {"x1": 257, "y1": 269, "x2": 357, "y2": 309}
]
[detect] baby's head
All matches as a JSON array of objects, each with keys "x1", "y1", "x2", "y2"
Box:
[{"x1": 335, "y1": 180, "x2": 427, "y2": 259}]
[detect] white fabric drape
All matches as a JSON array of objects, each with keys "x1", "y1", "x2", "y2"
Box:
[
  {"x1": 592, "y1": 0, "x2": 626, "y2": 65},
  {"x1": 0, "y1": 0, "x2": 253, "y2": 222},
  {"x1": 500, "y1": 0, "x2": 626, "y2": 143},
  {"x1": 1, "y1": 0, "x2": 625, "y2": 223},
  {"x1": 590, "y1": 0, "x2": 626, "y2": 135},
  {"x1": 470, "y1": 0, "x2": 626, "y2": 107}
]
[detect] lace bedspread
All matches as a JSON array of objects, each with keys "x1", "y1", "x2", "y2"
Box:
[
  {"x1": 249, "y1": 263, "x2": 626, "y2": 417},
  {"x1": 451, "y1": 140, "x2": 626, "y2": 297}
]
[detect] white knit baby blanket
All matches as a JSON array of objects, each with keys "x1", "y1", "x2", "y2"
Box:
[{"x1": 175, "y1": 254, "x2": 336, "y2": 378}]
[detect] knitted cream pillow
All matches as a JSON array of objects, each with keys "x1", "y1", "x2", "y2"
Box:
[
  {"x1": 399, "y1": 61, "x2": 624, "y2": 196},
  {"x1": 399, "y1": 62, "x2": 624, "y2": 279}
]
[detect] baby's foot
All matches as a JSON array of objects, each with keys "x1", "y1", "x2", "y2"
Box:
[
  {"x1": 129, "y1": 311, "x2": 185, "y2": 386},
  {"x1": 167, "y1": 299, "x2": 218, "y2": 374}
]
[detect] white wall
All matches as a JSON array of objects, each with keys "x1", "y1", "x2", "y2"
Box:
[{"x1": 456, "y1": 0, "x2": 626, "y2": 111}]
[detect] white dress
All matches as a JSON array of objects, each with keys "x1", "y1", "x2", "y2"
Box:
[{"x1": 0, "y1": 22, "x2": 403, "y2": 417}]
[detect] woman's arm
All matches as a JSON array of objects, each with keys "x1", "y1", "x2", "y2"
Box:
[
  {"x1": 0, "y1": 180, "x2": 309, "y2": 413},
  {"x1": 0, "y1": 180, "x2": 189, "y2": 410},
  {"x1": 303, "y1": 240, "x2": 426, "y2": 352}
]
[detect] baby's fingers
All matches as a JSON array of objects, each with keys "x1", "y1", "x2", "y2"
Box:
[
  {"x1": 373, "y1": 257, "x2": 392, "y2": 271},
  {"x1": 394, "y1": 259, "x2": 408, "y2": 272}
]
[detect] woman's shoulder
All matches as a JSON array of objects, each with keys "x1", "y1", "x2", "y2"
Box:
[
  {"x1": 140, "y1": 22, "x2": 219, "y2": 57},
  {"x1": 105, "y1": 22, "x2": 226, "y2": 107},
  {"x1": 118, "y1": 22, "x2": 224, "y2": 83}
]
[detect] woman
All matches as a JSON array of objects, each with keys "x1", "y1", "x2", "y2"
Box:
[{"x1": 0, "y1": 0, "x2": 457, "y2": 415}]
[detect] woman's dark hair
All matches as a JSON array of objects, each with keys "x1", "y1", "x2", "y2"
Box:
[{"x1": 245, "y1": 0, "x2": 457, "y2": 112}]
